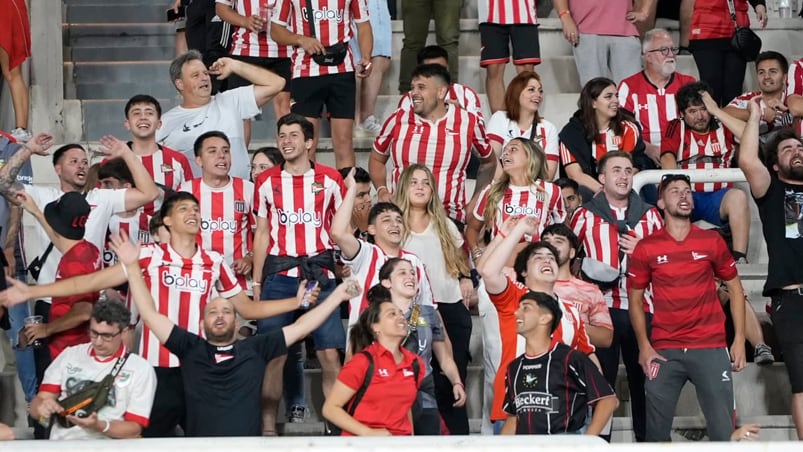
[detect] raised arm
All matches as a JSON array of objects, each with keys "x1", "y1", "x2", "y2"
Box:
[
  {"x1": 283, "y1": 281, "x2": 361, "y2": 346},
  {"x1": 477, "y1": 217, "x2": 534, "y2": 294},
  {"x1": 14, "y1": 191, "x2": 73, "y2": 254},
  {"x1": 109, "y1": 232, "x2": 174, "y2": 343},
  {"x1": 0, "y1": 133, "x2": 52, "y2": 199},
  {"x1": 98, "y1": 136, "x2": 160, "y2": 211},
  {"x1": 700, "y1": 91, "x2": 747, "y2": 139},
  {"x1": 208, "y1": 57, "x2": 285, "y2": 107},
  {"x1": 330, "y1": 168, "x2": 361, "y2": 259},
  {"x1": 738, "y1": 99, "x2": 771, "y2": 198},
  {"x1": 1, "y1": 265, "x2": 127, "y2": 308}
]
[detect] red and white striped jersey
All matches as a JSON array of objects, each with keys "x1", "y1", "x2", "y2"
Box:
[
  {"x1": 374, "y1": 105, "x2": 493, "y2": 223},
  {"x1": 618, "y1": 71, "x2": 697, "y2": 146},
  {"x1": 134, "y1": 243, "x2": 242, "y2": 368},
  {"x1": 254, "y1": 163, "x2": 345, "y2": 278},
  {"x1": 661, "y1": 119, "x2": 735, "y2": 192},
  {"x1": 130, "y1": 145, "x2": 194, "y2": 216},
  {"x1": 560, "y1": 120, "x2": 640, "y2": 167},
  {"x1": 271, "y1": 0, "x2": 369, "y2": 78},
  {"x1": 342, "y1": 240, "x2": 435, "y2": 328},
  {"x1": 103, "y1": 211, "x2": 153, "y2": 267},
  {"x1": 218, "y1": 0, "x2": 291, "y2": 58},
  {"x1": 486, "y1": 111, "x2": 559, "y2": 163},
  {"x1": 570, "y1": 204, "x2": 664, "y2": 311},
  {"x1": 788, "y1": 59, "x2": 803, "y2": 96},
  {"x1": 728, "y1": 90, "x2": 796, "y2": 136},
  {"x1": 179, "y1": 177, "x2": 254, "y2": 289},
  {"x1": 473, "y1": 180, "x2": 565, "y2": 241},
  {"x1": 477, "y1": 0, "x2": 538, "y2": 25},
  {"x1": 397, "y1": 83, "x2": 485, "y2": 121}
]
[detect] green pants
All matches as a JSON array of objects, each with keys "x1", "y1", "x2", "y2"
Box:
[{"x1": 398, "y1": 0, "x2": 462, "y2": 93}]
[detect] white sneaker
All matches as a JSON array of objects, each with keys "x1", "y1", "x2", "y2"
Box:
[
  {"x1": 360, "y1": 116, "x2": 382, "y2": 135},
  {"x1": 10, "y1": 128, "x2": 31, "y2": 143}
]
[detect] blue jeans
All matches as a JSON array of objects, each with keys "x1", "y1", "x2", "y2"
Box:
[{"x1": 4, "y1": 247, "x2": 37, "y2": 402}]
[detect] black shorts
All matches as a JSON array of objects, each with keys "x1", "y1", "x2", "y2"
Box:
[
  {"x1": 770, "y1": 290, "x2": 803, "y2": 393},
  {"x1": 142, "y1": 366, "x2": 186, "y2": 437},
  {"x1": 224, "y1": 55, "x2": 291, "y2": 93},
  {"x1": 290, "y1": 72, "x2": 356, "y2": 119},
  {"x1": 656, "y1": 0, "x2": 681, "y2": 21},
  {"x1": 479, "y1": 23, "x2": 541, "y2": 67}
]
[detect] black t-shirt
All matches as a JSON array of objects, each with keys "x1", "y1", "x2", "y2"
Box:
[
  {"x1": 755, "y1": 174, "x2": 803, "y2": 295},
  {"x1": 503, "y1": 342, "x2": 614, "y2": 434},
  {"x1": 165, "y1": 327, "x2": 287, "y2": 436}
]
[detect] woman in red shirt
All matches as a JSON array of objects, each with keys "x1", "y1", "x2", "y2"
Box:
[{"x1": 322, "y1": 284, "x2": 425, "y2": 435}]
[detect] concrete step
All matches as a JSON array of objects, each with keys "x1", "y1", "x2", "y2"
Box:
[
  {"x1": 66, "y1": 4, "x2": 168, "y2": 24},
  {"x1": 64, "y1": 23, "x2": 175, "y2": 48},
  {"x1": 66, "y1": 45, "x2": 176, "y2": 62}
]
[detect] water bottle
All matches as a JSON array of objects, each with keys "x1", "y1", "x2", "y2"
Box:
[{"x1": 779, "y1": 0, "x2": 792, "y2": 18}]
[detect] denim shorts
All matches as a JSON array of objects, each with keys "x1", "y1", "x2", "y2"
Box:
[
  {"x1": 257, "y1": 274, "x2": 345, "y2": 350},
  {"x1": 350, "y1": 0, "x2": 392, "y2": 59}
]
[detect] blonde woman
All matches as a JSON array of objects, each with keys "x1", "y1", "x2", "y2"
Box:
[{"x1": 394, "y1": 164, "x2": 473, "y2": 435}]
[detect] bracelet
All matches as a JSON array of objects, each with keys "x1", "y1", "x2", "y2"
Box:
[
  {"x1": 376, "y1": 186, "x2": 388, "y2": 194},
  {"x1": 558, "y1": 10, "x2": 571, "y2": 18},
  {"x1": 252, "y1": 282, "x2": 261, "y2": 286},
  {"x1": 102, "y1": 419, "x2": 111, "y2": 433},
  {"x1": 120, "y1": 263, "x2": 129, "y2": 279},
  {"x1": 498, "y1": 230, "x2": 507, "y2": 239},
  {"x1": 453, "y1": 381, "x2": 465, "y2": 389}
]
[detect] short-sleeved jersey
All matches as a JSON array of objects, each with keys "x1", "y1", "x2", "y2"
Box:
[
  {"x1": 628, "y1": 226, "x2": 737, "y2": 349},
  {"x1": 618, "y1": 71, "x2": 697, "y2": 146},
  {"x1": 134, "y1": 243, "x2": 242, "y2": 367},
  {"x1": 662, "y1": 119, "x2": 735, "y2": 192},
  {"x1": 49, "y1": 240, "x2": 102, "y2": 359},
  {"x1": 560, "y1": 121, "x2": 640, "y2": 168},
  {"x1": 374, "y1": 105, "x2": 493, "y2": 223},
  {"x1": 125, "y1": 144, "x2": 193, "y2": 215},
  {"x1": 180, "y1": 177, "x2": 254, "y2": 289},
  {"x1": 570, "y1": 203, "x2": 664, "y2": 311},
  {"x1": 40, "y1": 343, "x2": 156, "y2": 440},
  {"x1": 104, "y1": 211, "x2": 152, "y2": 267},
  {"x1": 502, "y1": 343, "x2": 614, "y2": 434},
  {"x1": 397, "y1": 83, "x2": 484, "y2": 121},
  {"x1": 254, "y1": 162, "x2": 345, "y2": 278},
  {"x1": 165, "y1": 327, "x2": 287, "y2": 436},
  {"x1": 217, "y1": 0, "x2": 291, "y2": 58},
  {"x1": 727, "y1": 91, "x2": 798, "y2": 137},
  {"x1": 271, "y1": 0, "x2": 369, "y2": 77},
  {"x1": 473, "y1": 181, "x2": 565, "y2": 241},
  {"x1": 554, "y1": 277, "x2": 613, "y2": 331},
  {"x1": 486, "y1": 112, "x2": 559, "y2": 164},
  {"x1": 788, "y1": 59, "x2": 803, "y2": 97},
  {"x1": 338, "y1": 342, "x2": 425, "y2": 436},
  {"x1": 487, "y1": 280, "x2": 594, "y2": 421}
]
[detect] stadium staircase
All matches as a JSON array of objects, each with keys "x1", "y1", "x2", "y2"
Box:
[{"x1": 1, "y1": 0, "x2": 803, "y2": 440}]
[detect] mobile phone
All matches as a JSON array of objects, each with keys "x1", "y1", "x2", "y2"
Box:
[
  {"x1": 300, "y1": 280, "x2": 319, "y2": 309},
  {"x1": 166, "y1": 6, "x2": 186, "y2": 23}
]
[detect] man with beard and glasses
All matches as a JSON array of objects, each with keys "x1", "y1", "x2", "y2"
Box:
[
  {"x1": 660, "y1": 82, "x2": 751, "y2": 263},
  {"x1": 618, "y1": 28, "x2": 696, "y2": 166},
  {"x1": 739, "y1": 100, "x2": 803, "y2": 439},
  {"x1": 109, "y1": 231, "x2": 361, "y2": 437},
  {"x1": 628, "y1": 173, "x2": 746, "y2": 442}
]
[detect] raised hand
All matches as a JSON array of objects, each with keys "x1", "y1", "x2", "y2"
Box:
[
  {"x1": 98, "y1": 135, "x2": 129, "y2": 159},
  {"x1": 108, "y1": 231, "x2": 141, "y2": 267}
]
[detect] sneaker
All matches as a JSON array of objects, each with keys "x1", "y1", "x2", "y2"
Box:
[
  {"x1": 10, "y1": 127, "x2": 31, "y2": 143},
  {"x1": 360, "y1": 116, "x2": 382, "y2": 135},
  {"x1": 287, "y1": 405, "x2": 308, "y2": 423},
  {"x1": 753, "y1": 343, "x2": 775, "y2": 366}
]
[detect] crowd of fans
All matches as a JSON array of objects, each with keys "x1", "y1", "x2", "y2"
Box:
[{"x1": 2, "y1": 0, "x2": 803, "y2": 444}]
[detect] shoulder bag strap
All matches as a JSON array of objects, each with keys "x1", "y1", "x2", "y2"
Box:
[
  {"x1": 346, "y1": 351, "x2": 374, "y2": 415},
  {"x1": 726, "y1": 0, "x2": 739, "y2": 28},
  {"x1": 304, "y1": 0, "x2": 317, "y2": 39}
]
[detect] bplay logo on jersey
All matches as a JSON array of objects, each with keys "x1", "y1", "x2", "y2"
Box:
[
  {"x1": 277, "y1": 208, "x2": 322, "y2": 227},
  {"x1": 162, "y1": 271, "x2": 208, "y2": 293},
  {"x1": 504, "y1": 204, "x2": 542, "y2": 217},
  {"x1": 302, "y1": 7, "x2": 344, "y2": 22},
  {"x1": 514, "y1": 391, "x2": 556, "y2": 412},
  {"x1": 200, "y1": 218, "x2": 238, "y2": 232}
]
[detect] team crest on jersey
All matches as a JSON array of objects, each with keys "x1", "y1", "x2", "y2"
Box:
[
  {"x1": 711, "y1": 142, "x2": 722, "y2": 154},
  {"x1": 311, "y1": 182, "x2": 324, "y2": 195},
  {"x1": 161, "y1": 164, "x2": 174, "y2": 174},
  {"x1": 611, "y1": 136, "x2": 622, "y2": 147},
  {"x1": 523, "y1": 373, "x2": 539, "y2": 388},
  {"x1": 116, "y1": 370, "x2": 133, "y2": 386},
  {"x1": 138, "y1": 230, "x2": 151, "y2": 243},
  {"x1": 234, "y1": 201, "x2": 246, "y2": 213},
  {"x1": 412, "y1": 125, "x2": 425, "y2": 135}
]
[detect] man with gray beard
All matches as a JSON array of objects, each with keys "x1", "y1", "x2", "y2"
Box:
[{"x1": 618, "y1": 28, "x2": 696, "y2": 165}]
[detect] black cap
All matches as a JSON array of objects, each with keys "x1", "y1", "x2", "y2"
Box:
[{"x1": 44, "y1": 192, "x2": 90, "y2": 240}]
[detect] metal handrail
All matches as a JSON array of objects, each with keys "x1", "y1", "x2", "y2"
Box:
[{"x1": 632, "y1": 168, "x2": 747, "y2": 192}]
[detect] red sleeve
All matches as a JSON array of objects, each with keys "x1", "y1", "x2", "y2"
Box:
[
  {"x1": 59, "y1": 245, "x2": 101, "y2": 305},
  {"x1": 373, "y1": 111, "x2": 401, "y2": 155},
  {"x1": 472, "y1": 184, "x2": 491, "y2": 221},
  {"x1": 271, "y1": 0, "x2": 293, "y2": 24},
  {"x1": 621, "y1": 121, "x2": 638, "y2": 152},
  {"x1": 472, "y1": 115, "x2": 493, "y2": 159},
  {"x1": 175, "y1": 152, "x2": 193, "y2": 184},
  {"x1": 39, "y1": 383, "x2": 61, "y2": 394},
  {"x1": 488, "y1": 280, "x2": 524, "y2": 316},
  {"x1": 712, "y1": 233, "x2": 738, "y2": 281},
  {"x1": 560, "y1": 142, "x2": 577, "y2": 165},
  {"x1": 661, "y1": 119, "x2": 682, "y2": 157},
  {"x1": 626, "y1": 239, "x2": 652, "y2": 289},
  {"x1": 124, "y1": 412, "x2": 150, "y2": 428},
  {"x1": 338, "y1": 352, "x2": 372, "y2": 390}
]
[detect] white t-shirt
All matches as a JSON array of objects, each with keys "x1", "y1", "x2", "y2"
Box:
[
  {"x1": 156, "y1": 86, "x2": 260, "y2": 180},
  {"x1": 403, "y1": 221, "x2": 464, "y2": 304},
  {"x1": 24, "y1": 187, "x2": 127, "y2": 303},
  {"x1": 41, "y1": 343, "x2": 157, "y2": 440},
  {"x1": 485, "y1": 111, "x2": 560, "y2": 169}
]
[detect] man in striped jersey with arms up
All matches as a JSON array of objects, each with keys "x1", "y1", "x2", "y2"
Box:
[
  {"x1": 180, "y1": 131, "x2": 254, "y2": 291},
  {"x1": 629, "y1": 173, "x2": 746, "y2": 441},
  {"x1": 570, "y1": 150, "x2": 663, "y2": 442},
  {"x1": 252, "y1": 113, "x2": 346, "y2": 434}
]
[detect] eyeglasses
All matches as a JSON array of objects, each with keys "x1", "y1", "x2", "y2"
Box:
[
  {"x1": 658, "y1": 173, "x2": 691, "y2": 193},
  {"x1": 645, "y1": 46, "x2": 680, "y2": 56},
  {"x1": 89, "y1": 329, "x2": 124, "y2": 342}
]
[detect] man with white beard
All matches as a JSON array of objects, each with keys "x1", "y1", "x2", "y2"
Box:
[{"x1": 618, "y1": 28, "x2": 696, "y2": 165}]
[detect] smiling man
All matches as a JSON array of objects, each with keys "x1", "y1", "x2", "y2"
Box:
[
  {"x1": 157, "y1": 50, "x2": 286, "y2": 179},
  {"x1": 179, "y1": 131, "x2": 254, "y2": 290}
]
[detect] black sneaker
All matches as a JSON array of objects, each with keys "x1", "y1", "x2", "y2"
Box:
[{"x1": 754, "y1": 343, "x2": 775, "y2": 366}]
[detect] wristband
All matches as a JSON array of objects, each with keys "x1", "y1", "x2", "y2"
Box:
[
  {"x1": 453, "y1": 381, "x2": 465, "y2": 389},
  {"x1": 121, "y1": 263, "x2": 129, "y2": 279},
  {"x1": 498, "y1": 229, "x2": 507, "y2": 239},
  {"x1": 102, "y1": 419, "x2": 111, "y2": 433},
  {"x1": 558, "y1": 10, "x2": 571, "y2": 18}
]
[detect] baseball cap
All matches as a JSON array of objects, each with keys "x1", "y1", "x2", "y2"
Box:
[{"x1": 44, "y1": 192, "x2": 90, "y2": 240}]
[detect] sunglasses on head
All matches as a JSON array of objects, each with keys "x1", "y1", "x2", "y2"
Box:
[{"x1": 659, "y1": 173, "x2": 691, "y2": 194}]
